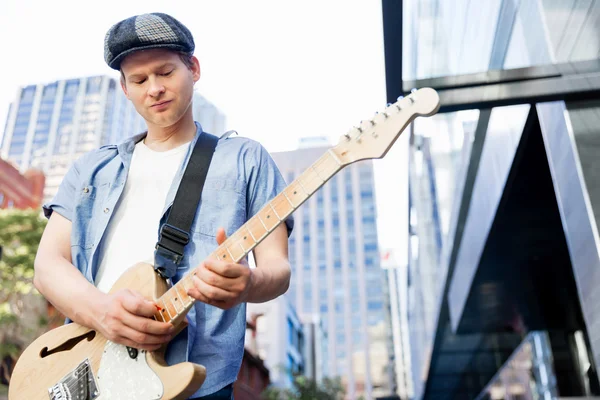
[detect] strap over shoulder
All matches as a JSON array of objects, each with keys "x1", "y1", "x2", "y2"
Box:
[{"x1": 154, "y1": 132, "x2": 219, "y2": 279}]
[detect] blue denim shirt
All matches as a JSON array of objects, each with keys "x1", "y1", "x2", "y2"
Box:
[{"x1": 43, "y1": 123, "x2": 293, "y2": 397}]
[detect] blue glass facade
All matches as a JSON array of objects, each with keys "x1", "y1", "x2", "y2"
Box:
[
  {"x1": 272, "y1": 147, "x2": 389, "y2": 398},
  {"x1": 400, "y1": 0, "x2": 600, "y2": 398},
  {"x1": 2, "y1": 75, "x2": 223, "y2": 204}
]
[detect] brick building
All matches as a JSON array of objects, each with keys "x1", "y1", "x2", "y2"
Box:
[
  {"x1": 0, "y1": 158, "x2": 44, "y2": 209},
  {"x1": 234, "y1": 317, "x2": 270, "y2": 399}
]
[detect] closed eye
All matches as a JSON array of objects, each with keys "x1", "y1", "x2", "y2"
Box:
[{"x1": 161, "y1": 70, "x2": 174, "y2": 77}]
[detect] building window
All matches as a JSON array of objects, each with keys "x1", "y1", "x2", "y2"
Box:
[
  {"x1": 297, "y1": 330, "x2": 304, "y2": 354},
  {"x1": 287, "y1": 318, "x2": 294, "y2": 346},
  {"x1": 360, "y1": 190, "x2": 372, "y2": 199}
]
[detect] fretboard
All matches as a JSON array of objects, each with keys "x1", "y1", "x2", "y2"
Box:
[{"x1": 153, "y1": 149, "x2": 343, "y2": 324}]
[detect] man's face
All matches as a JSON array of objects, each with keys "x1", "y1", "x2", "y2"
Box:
[{"x1": 120, "y1": 49, "x2": 200, "y2": 128}]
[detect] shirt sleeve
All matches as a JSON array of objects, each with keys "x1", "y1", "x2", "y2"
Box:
[
  {"x1": 42, "y1": 156, "x2": 83, "y2": 221},
  {"x1": 246, "y1": 142, "x2": 294, "y2": 236}
]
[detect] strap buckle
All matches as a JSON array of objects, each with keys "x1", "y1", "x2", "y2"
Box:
[
  {"x1": 155, "y1": 224, "x2": 190, "y2": 263},
  {"x1": 160, "y1": 223, "x2": 190, "y2": 247}
]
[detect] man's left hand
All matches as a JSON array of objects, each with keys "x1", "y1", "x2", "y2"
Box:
[{"x1": 186, "y1": 227, "x2": 253, "y2": 310}]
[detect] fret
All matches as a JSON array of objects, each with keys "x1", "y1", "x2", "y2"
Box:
[
  {"x1": 236, "y1": 227, "x2": 257, "y2": 251},
  {"x1": 226, "y1": 247, "x2": 235, "y2": 260},
  {"x1": 161, "y1": 298, "x2": 174, "y2": 321},
  {"x1": 269, "y1": 202, "x2": 281, "y2": 220},
  {"x1": 174, "y1": 284, "x2": 191, "y2": 307},
  {"x1": 246, "y1": 224, "x2": 258, "y2": 243},
  {"x1": 310, "y1": 165, "x2": 325, "y2": 183},
  {"x1": 180, "y1": 277, "x2": 193, "y2": 293},
  {"x1": 327, "y1": 149, "x2": 343, "y2": 166},
  {"x1": 226, "y1": 242, "x2": 245, "y2": 262},
  {"x1": 257, "y1": 214, "x2": 268, "y2": 230},
  {"x1": 297, "y1": 168, "x2": 321, "y2": 193},
  {"x1": 271, "y1": 194, "x2": 294, "y2": 219},
  {"x1": 170, "y1": 296, "x2": 182, "y2": 313},
  {"x1": 320, "y1": 153, "x2": 341, "y2": 177},
  {"x1": 248, "y1": 216, "x2": 268, "y2": 240},
  {"x1": 282, "y1": 191, "x2": 295, "y2": 210},
  {"x1": 257, "y1": 206, "x2": 279, "y2": 231},
  {"x1": 283, "y1": 183, "x2": 307, "y2": 208}
]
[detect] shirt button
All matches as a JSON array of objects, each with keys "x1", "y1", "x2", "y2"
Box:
[
  {"x1": 104, "y1": 208, "x2": 110, "y2": 213},
  {"x1": 83, "y1": 187, "x2": 89, "y2": 193}
]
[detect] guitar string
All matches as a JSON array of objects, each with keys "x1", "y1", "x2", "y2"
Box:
[
  {"x1": 156, "y1": 154, "x2": 338, "y2": 315},
  {"x1": 59, "y1": 341, "x2": 123, "y2": 394},
  {"x1": 213, "y1": 154, "x2": 337, "y2": 262}
]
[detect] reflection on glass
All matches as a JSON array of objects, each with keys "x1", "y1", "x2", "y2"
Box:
[
  {"x1": 403, "y1": 0, "x2": 600, "y2": 80},
  {"x1": 477, "y1": 332, "x2": 558, "y2": 400},
  {"x1": 407, "y1": 109, "x2": 479, "y2": 398}
]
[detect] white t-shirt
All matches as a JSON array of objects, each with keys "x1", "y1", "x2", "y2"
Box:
[{"x1": 95, "y1": 140, "x2": 190, "y2": 293}]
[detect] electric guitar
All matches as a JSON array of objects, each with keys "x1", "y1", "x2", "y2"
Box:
[{"x1": 8, "y1": 88, "x2": 440, "y2": 399}]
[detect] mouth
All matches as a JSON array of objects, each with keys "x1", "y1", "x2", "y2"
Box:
[{"x1": 151, "y1": 100, "x2": 172, "y2": 109}]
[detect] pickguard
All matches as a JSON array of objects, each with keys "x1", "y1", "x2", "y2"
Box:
[{"x1": 96, "y1": 341, "x2": 163, "y2": 399}]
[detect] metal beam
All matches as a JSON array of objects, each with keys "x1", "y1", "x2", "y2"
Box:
[
  {"x1": 403, "y1": 59, "x2": 600, "y2": 92},
  {"x1": 433, "y1": 71, "x2": 600, "y2": 113},
  {"x1": 401, "y1": 60, "x2": 600, "y2": 114},
  {"x1": 382, "y1": 0, "x2": 403, "y2": 104}
]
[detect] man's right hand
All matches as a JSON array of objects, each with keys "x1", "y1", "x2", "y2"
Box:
[{"x1": 92, "y1": 289, "x2": 175, "y2": 351}]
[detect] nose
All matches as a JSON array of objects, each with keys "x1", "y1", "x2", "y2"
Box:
[{"x1": 148, "y1": 77, "x2": 165, "y2": 98}]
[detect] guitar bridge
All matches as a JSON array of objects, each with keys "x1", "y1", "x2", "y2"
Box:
[{"x1": 48, "y1": 359, "x2": 99, "y2": 400}]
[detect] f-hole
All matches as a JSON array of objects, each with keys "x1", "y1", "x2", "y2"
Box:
[{"x1": 40, "y1": 331, "x2": 96, "y2": 358}]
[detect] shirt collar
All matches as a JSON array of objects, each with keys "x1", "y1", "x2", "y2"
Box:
[{"x1": 116, "y1": 121, "x2": 204, "y2": 167}]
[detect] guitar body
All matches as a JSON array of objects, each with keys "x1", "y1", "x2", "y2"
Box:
[{"x1": 8, "y1": 263, "x2": 206, "y2": 400}]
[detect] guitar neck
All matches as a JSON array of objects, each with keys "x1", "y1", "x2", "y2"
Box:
[
  {"x1": 151, "y1": 87, "x2": 442, "y2": 324},
  {"x1": 153, "y1": 149, "x2": 343, "y2": 324}
]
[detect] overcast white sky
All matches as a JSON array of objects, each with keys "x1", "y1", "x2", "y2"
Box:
[{"x1": 0, "y1": 0, "x2": 409, "y2": 259}]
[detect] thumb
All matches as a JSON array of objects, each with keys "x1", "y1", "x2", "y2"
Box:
[{"x1": 216, "y1": 227, "x2": 227, "y2": 245}]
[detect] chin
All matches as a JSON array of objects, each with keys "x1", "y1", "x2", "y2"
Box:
[{"x1": 143, "y1": 112, "x2": 175, "y2": 126}]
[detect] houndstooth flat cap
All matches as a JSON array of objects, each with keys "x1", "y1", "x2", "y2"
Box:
[{"x1": 104, "y1": 13, "x2": 195, "y2": 70}]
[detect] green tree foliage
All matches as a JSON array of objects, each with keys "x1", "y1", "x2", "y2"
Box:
[
  {"x1": 0, "y1": 209, "x2": 49, "y2": 383},
  {"x1": 262, "y1": 375, "x2": 345, "y2": 400}
]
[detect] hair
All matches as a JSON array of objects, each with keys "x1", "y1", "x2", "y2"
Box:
[{"x1": 120, "y1": 51, "x2": 195, "y2": 86}]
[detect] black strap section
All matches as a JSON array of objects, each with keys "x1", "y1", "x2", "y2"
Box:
[{"x1": 154, "y1": 132, "x2": 218, "y2": 278}]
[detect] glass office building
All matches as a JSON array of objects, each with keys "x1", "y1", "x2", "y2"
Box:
[
  {"x1": 272, "y1": 145, "x2": 393, "y2": 399},
  {"x1": 1, "y1": 75, "x2": 225, "y2": 204},
  {"x1": 382, "y1": 0, "x2": 600, "y2": 398}
]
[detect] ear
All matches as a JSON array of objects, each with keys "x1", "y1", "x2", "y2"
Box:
[
  {"x1": 120, "y1": 75, "x2": 130, "y2": 99},
  {"x1": 191, "y1": 56, "x2": 201, "y2": 83}
]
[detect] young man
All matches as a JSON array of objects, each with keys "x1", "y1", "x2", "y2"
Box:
[{"x1": 33, "y1": 12, "x2": 293, "y2": 400}]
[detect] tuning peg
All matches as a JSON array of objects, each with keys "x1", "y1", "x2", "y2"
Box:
[
  {"x1": 409, "y1": 88, "x2": 417, "y2": 103},
  {"x1": 344, "y1": 133, "x2": 351, "y2": 141},
  {"x1": 397, "y1": 95, "x2": 404, "y2": 101}
]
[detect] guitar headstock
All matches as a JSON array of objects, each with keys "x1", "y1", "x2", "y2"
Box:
[{"x1": 332, "y1": 87, "x2": 440, "y2": 164}]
